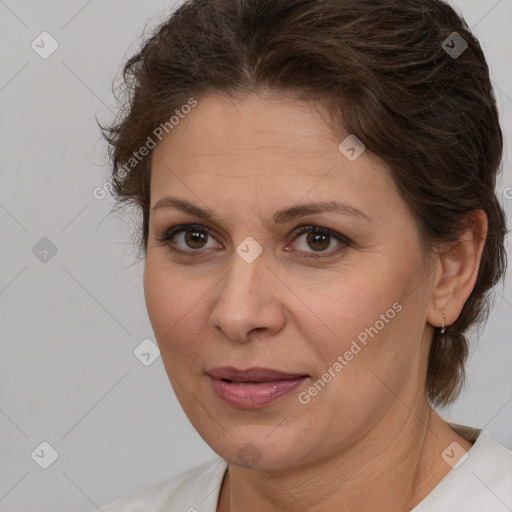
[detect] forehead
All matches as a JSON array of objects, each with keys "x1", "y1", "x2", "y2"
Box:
[
  {"x1": 154, "y1": 92, "x2": 336, "y2": 158},
  {"x1": 153, "y1": 93, "x2": 388, "y2": 172},
  {"x1": 149, "y1": 92, "x2": 398, "y2": 222}
]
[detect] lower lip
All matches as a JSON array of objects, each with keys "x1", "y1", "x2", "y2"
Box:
[{"x1": 209, "y1": 376, "x2": 308, "y2": 408}]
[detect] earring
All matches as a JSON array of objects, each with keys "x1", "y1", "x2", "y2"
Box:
[{"x1": 441, "y1": 314, "x2": 446, "y2": 333}]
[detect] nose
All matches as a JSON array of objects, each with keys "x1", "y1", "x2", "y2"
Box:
[{"x1": 209, "y1": 248, "x2": 286, "y2": 343}]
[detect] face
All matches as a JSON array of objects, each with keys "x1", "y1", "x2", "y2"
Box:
[{"x1": 144, "y1": 92, "x2": 436, "y2": 471}]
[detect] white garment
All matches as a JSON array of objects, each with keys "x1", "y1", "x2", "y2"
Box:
[{"x1": 97, "y1": 423, "x2": 512, "y2": 511}]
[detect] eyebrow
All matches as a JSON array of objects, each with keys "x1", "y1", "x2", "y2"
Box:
[{"x1": 151, "y1": 196, "x2": 370, "y2": 226}]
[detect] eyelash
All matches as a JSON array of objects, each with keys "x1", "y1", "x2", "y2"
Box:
[{"x1": 155, "y1": 223, "x2": 350, "y2": 259}]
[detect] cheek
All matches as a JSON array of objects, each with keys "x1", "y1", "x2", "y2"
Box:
[
  {"x1": 143, "y1": 254, "x2": 211, "y2": 367},
  {"x1": 143, "y1": 258, "x2": 174, "y2": 336},
  {"x1": 303, "y1": 261, "x2": 415, "y2": 402},
  {"x1": 311, "y1": 265, "x2": 402, "y2": 353}
]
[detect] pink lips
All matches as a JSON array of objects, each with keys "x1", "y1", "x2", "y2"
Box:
[{"x1": 207, "y1": 366, "x2": 309, "y2": 408}]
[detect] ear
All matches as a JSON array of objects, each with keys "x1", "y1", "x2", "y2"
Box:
[{"x1": 426, "y1": 209, "x2": 488, "y2": 330}]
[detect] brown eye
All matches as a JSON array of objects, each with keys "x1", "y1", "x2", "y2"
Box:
[
  {"x1": 305, "y1": 231, "x2": 331, "y2": 251},
  {"x1": 156, "y1": 224, "x2": 221, "y2": 253},
  {"x1": 290, "y1": 226, "x2": 349, "y2": 258},
  {"x1": 183, "y1": 229, "x2": 209, "y2": 249}
]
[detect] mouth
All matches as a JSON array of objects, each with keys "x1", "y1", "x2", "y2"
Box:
[{"x1": 207, "y1": 366, "x2": 310, "y2": 408}]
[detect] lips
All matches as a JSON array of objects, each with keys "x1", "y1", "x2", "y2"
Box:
[
  {"x1": 207, "y1": 366, "x2": 309, "y2": 408},
  {"x1": 207, "y1": 366, "x2": 308, "y2": 382}
]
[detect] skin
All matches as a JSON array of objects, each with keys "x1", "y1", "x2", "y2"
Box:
[{"x1": 143, "y1": 91, "x2": 487, "y2": 512}]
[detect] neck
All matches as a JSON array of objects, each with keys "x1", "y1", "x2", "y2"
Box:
[{"x1": 217, "y1": 406, "x2": 473, "y2": 512}]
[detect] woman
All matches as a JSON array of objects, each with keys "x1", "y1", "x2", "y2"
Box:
[{"x1": 96, "y1": 0, "x2": 512, "y2": 510}]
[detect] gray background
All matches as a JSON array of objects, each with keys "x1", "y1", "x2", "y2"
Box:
[{"x1": 0, "y1": 0, "x2": 511, "y2": 510}]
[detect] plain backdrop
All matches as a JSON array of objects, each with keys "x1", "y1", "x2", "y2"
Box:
[{"x1": 0, "y1": 0, "x2": 511, "y2": 510}]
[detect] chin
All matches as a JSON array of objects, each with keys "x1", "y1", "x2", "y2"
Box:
[{"x1": 207, "y1": 425, "x2": 311, "y2": 471}]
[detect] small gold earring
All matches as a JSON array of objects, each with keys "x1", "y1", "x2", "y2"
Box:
[{"x1": 441, "y1": 314, "x2": 446, "y2": 333}]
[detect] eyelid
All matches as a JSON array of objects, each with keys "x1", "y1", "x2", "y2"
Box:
[{"x1": 155, "y1": 223, "x2": 220, "y2": 248}]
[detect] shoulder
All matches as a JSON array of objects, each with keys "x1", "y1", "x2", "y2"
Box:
[
  {"x1": 97, "y1": 457, "x2": 228, "y2": 512},
  {"x1": 414, "y1": 426, "x2": 512, "y2": 511}
]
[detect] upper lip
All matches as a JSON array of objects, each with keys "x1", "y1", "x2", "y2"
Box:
[{"x1": 207, "y1": 366, "x2": 308, "y2": 382}]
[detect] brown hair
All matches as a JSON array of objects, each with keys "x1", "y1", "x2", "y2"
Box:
[{"x1": 101, "y1": 0, "x2": 508, "y2": 408}]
